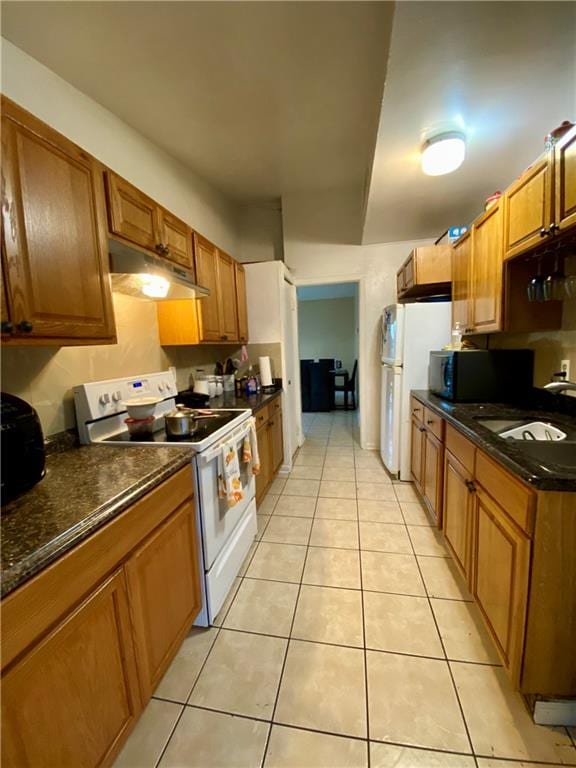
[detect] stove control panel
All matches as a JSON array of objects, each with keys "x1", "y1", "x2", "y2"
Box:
[{"x1": 74, "y1": 371, "x2": 178, "y2": 422}]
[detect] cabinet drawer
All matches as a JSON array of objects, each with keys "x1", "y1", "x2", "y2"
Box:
[
  {"x1": 410, "y1": 396, "x2": 424, "y2": 423},
  {"x1": 254, "y1": 405, "x2": 270, "y2": 428},
  {"x1": 475, "y1": 451, "x2": 535, "y2": 535},
  {"x1": 424, "y1": 407, "x2": 444, "y2": 441},
  {"x1": 445, "y1": 424, "x2": 475, "y2": 473}
]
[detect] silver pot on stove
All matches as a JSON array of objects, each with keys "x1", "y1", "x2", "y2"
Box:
[{"x1": 164, "y1": 405, "x2": 198, "y2": 437}]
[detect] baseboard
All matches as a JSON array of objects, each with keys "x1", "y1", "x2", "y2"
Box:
[{"x1": 362, "y1": 442, "x2": 378, "y2": 451}]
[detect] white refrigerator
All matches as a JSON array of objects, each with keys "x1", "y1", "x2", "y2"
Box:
[{"x1": 380, "y1": 303, "x2": 451, "y2": 480}]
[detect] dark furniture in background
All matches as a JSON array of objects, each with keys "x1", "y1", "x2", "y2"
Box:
[
  {"x1": 300, "y1": 359, "x2": 334, "y2": 412},
  {"x1": 333, "y1": 360, "x2": 358, "y2": 410}
]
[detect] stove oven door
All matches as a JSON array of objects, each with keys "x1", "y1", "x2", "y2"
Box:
[{"x1": 195, "y1": 419, "x2": 257, "y2": 574}]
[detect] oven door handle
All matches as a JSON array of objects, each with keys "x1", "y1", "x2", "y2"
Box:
[{"x1": 199, "y1": 420, "x2": 254, "y2": 465}]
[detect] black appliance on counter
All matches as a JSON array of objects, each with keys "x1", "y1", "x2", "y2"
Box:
[
  {"x1": 176, "y1": 389, "x2": 211, "y2": 408},
  {"x1": 1, "y1": 393, "x2": 46, "y2": 502},
  {"x1": 429, "y1": 349, "x2": 534, "y2": 402}
]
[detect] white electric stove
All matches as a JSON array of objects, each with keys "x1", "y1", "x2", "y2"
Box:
[{"x1": 74, "y1": 370, "x2": 257, "y2": 626}]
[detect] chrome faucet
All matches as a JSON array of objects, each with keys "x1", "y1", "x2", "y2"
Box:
[{"x1": 543, "y1": 380, "x2": 576, "y2": 394}]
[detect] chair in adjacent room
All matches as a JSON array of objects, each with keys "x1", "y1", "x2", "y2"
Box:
[{"x1": 333, "y1": 360, "x2": 357, "y2": 410}]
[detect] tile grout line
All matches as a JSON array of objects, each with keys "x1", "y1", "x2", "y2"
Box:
[
  {"x1": 401, "y1": 502, "x2": 479, "y2": 766},
  {"x1": 259, "y1": 432, "x2": 327, "y2": 767},
  {"x1": 355, "y1": 458, "x2": 372, "y2": 768}
]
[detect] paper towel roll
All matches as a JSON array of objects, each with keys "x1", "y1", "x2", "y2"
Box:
[{"x1": 259, "y1": 356, "x2": 273, "y2": 387}]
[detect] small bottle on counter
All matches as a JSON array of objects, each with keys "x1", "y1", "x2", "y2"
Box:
[{"x1": 246, "y1": 367, "x2": 258, "y2": 395}]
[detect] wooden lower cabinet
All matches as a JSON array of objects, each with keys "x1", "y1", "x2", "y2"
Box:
[
  {"x1": 255, "y1": 399, "x2": 284, "y2": 505},
  {"x1": 126, "y1": 501, "x2": 201, "y2": 700},
  {"x1": 1, "y1": 569, "x2": 140, "y2": 768},
  {"x1": 410, "y1": 418, "x2": 424, "y2": 490},
  {"x1": 471, "y1": 487, "x2": 530, "y2": 681},
  {"x1": 422, "y1": 430, "x2": 443, "y2": 526},
  {"x1": 442, "y1": 450, "x2": 474, "y2": 580},
  {"x1": 1, "y1": 468, "x2": 200, "y2": 768}
]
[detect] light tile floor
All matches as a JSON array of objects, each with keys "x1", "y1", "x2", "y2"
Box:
[{"x1": 115, "y1": 411, "x2": 576, "y2": 768}]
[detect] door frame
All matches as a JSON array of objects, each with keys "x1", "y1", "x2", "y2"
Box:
[{"x1": 292, "y1": 275, "x2": 366, "y2": 447}]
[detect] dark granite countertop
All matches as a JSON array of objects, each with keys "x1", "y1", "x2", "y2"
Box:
[
  {"x1": 179, "y1": 387, "x2": 282, "y2": 414},
  {"x1": 1, "y1": 443, "x2": 194, "y2": 598},
  {"x1": 412, "y1": 390, "x2": 576, "y2": 491}
]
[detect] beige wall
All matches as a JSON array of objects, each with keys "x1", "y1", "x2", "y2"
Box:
[
  {"x1": 298, "y1": 298, "x2": 357, "y2": 373},
  {"x1": 0, "y1": 41, "x2": 262, "y2": 435},
  {"x1": 1, "y1": 40, "x2": 240, "y2": 253},
  {"x1": 2, "y1": 294, "x2": 281, "y2": 435},
  {"x1": 237, "y1": 202, "x2": 284, "y2": 263},
  {"x1": 283, "y1": 188, "x2": 434, "y2": 449}
]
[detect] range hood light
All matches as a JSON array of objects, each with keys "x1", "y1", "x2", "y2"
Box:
[
  {"x1": 108, "y1": 239, "x2": 210, "y2": 301},
  {"x1": 140, "y1": 274, "x2": 170, "y2": 299}
]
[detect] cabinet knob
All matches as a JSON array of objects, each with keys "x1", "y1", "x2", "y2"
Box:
[
  {"x1": 155, "y1": 243, "x2": 167, "y2": 254},
  {"x1": 539, "y1": 227, "x2": 550, "y2": 238},
  {"x1": 163, "y1": 245, "x2": 171, "y2": 255},
  {"x1": 1, "y1": 321, "x2": 13, "y2": 334},
  {"x1": 220, "y1": 335, "x2": 228, "y2": 341},
  {"x1": 419, "y1": 426, "x2": 426, "y2": 433},
  {"x1": 465, "y1": 480, "x2": 477, "y2": 493},
  {"x1": 549, "y1": 222, "x2": 560, "y2": 234},
  {"x1": 16, "y1": 320, "x2": 33, "y2": 333}
]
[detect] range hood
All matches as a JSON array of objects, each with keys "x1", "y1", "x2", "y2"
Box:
[{"x1": 109, "y1": 239, "x2": 209, "y2": 301}]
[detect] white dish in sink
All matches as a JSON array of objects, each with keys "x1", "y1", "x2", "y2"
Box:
[{"x1": 500, "y1": 421, "x2": 567, "y2": 441}]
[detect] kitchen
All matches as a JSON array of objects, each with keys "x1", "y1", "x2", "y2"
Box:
[{"x1": 1, "y1": 3, "x2": 576, "y2": 768}]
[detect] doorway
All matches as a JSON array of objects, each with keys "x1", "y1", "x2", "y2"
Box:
[{"x1": 296, "y1": 281, "x2": 360, "y2": 440}]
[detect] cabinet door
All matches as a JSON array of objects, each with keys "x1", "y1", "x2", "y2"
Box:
[
  {"x1": 410, "y1": 418, "x2": 424, "y2": 490},
  {"x1": 235, "y1": 262, "x2": 249, "y2": 342},
  {"x1": 194, "y1": 234, "x2": 221, "y2": 342},
  {"x1": 106, "y1": 171, "x2": 158, "y2": 252},
  {"x1": 126, "y1": 501, "x2": 201, "y2": 700},
  {"x1": 404, "y1": 256, "x2": 415, "y2": 290},
  {"x1": 1, "y1": 569, "x2": 140, "y2": 768},
  {"x1": 443, "y1": 450, "x2": 473, "y2": 579},
  {"x1": 158, "y1": 209, "x2": 193, "y2": 271},
  {"x1": 451, "y1": 231, "x2": 471, "y2": 333},
  {"x1": 555, "y1": 125, "x2": 576, "y2": 232},
  {"x1": 1, "y1": 104, "x2": 115, "y2": 340},
  {"x1": 255, "y1": 424, "x2": 272, "y2": 504},
  {"x1": 503, "y1": 155, "x2": 553, "y2": 259},
  {"x1": 216, "y1": 250, "x2": 239, "y2": 342},
  {"x1": 270, "y1": 407, "x2": 284, "y2": 474},
  {"x1": 422, "y1": 430, "x2": 443, "y2": 527},
  {"x1": 470, "y1": 202, "x2": 503, "y2": 333},
  {"x1": 471, "y1": 488, "x2": 530, "y2": 677}
]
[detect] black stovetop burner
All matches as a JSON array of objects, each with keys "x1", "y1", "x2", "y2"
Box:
[{"x1": 102, "y1": 411, "x2": 239, "y2": 444}]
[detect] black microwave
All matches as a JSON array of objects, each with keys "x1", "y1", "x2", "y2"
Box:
[{"x1": 428, "y1": 350, "x2": 534, "y2": 402}]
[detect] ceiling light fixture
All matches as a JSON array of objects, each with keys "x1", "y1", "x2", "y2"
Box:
[{"x1": 421, "y1": 131, "x2": 466, "y2": 176}]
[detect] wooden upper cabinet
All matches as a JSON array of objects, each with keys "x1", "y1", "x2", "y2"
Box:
[
  {"x1": 451, "y1": 231, "x2": 471, "y2": 333},
  {"x1": 235, "y1": 262, "x2": 249, "y2": 342},
  {"x1": 216, "y1": 250, "x2": 239, "y2": 342},
  {"x1": 503, "y1": 154, "x2": 552, "y2": 260},
  {"x1": 106, "y1": 173, "x2": 193, "y2": 271},
  {"x1": 469, "y1": 202, "x2": 503, "y2": 334},
  {"x1": 397, "y1": 245, "x2": 452, "y2": 301},
  {"x1": 1, "y1": 98, "x2": 115, "y2": 342},
  {"x1": 106, "y1": 171, "x2": 157, "y2": 252},
  {"x1": 157, "y1": 208, "x2": 193, "y2": 271},
  {"x1": 1, "y1": 569, "x2": 141, "y2": 768},
  {"x1": 126, "y1": 501, "x2": 201, "y2": 700},
  {"x1": 194, "y1": 233, "x2": 221, "y2": 342},
  {"x1": 554, "y1": 125, "x2": 576, "y2": 232}
]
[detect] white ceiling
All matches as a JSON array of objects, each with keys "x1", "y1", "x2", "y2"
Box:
[
  {"x1": 362, "y1": 2, "x2": 576, "y2": 243},
  {"x1": 2, "y1": 2, "x2": 575, "y2": 245},
  {"x1": 1, "y1": 1, "x2": 393, "y2": 202}
]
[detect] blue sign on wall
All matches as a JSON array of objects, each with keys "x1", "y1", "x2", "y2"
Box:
[{"x1": 448, "y1": 226, "x2": 468, "y2": 241}]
